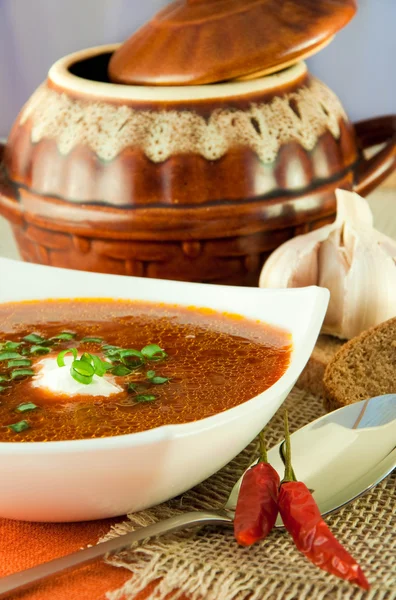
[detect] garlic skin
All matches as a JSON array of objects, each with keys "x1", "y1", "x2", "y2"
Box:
[{"x1": 259, "y1": 189, "x2": 396, "y2": 340}]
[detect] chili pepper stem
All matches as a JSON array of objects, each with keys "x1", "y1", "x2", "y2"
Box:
[
  {"x1": 282, "y1": 410, "x2": 296, "y2": 482},
  {"x1": 259, "y1": 431, "x2": 268, "y2": 463}
]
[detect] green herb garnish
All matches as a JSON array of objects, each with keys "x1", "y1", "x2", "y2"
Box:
[
  {"x1": 57, "y1": 349, "x2": 111, "y2": 385},
  {"x1": 50, "y1": 332, "x2": 77, "y2": 341},
  {"x1": 80, "y1": 353, "x2": 111, "y2": 376},
  {"x1": 152, "y1": 376, "x2": 169, "y2": 385},
  {"x1": 8, "y1": 420, "x2": 30, "y2": 433},
  {"x1": 0, "y1": 375, "x2": 9, "y2": 383},
  {"x1": 55, "y1": 341, "x2": 168, "y2": 392},
  {"x1": 111, "y1": 365, "x2": 131, "y2": 377},
  {"x1": 0, "y1": 352, "x2": 23, "y2": 361},
  {"x1": 7, "y1": 359, "x2": 32, "y2": 368},
  {"x1": 91, "y1": 355, "x2": 111, "y2": 377},
  {"x1": 135, "y1": 394, "x2": 157, "y2": 403},
  {"x1": 71, "y1": 359, "x2": 95, "y2": 384},
  {"x1": 119, "y1": 350, "x2": 145, "y2": 370},
  {"x1": 102, "y1": 345, "x2": 120, "y2": 352},
  {"x1": 29, "y1": 345, "x2": 51, "y2": 355},
  {"x1": 141, "y1": 344, "x2": 168, "y2": 361},
  {"x1": 81, "y1": 337, "x2": 103, "y2": 344},
  {"x1": 119, "y1": 349, "x2": 144, "y2": 359},
  {"x1": 1, "y1": 341, "x2": 22, "y2": 351},
  {"x1": 0, "y1": 385, "x2": 8, "y2": 393},
  {"x1": 23, "y1": 333, "x2": 46, "y2": 344},
  {"x1": 10, "y1": 369, "x2": 35, "y2": 380},
  {"x1": 16, "y1": 402, "x2": 38, "y2": 413},
  {"x1": 128, "y1": 382, "x2": 150, "y2": 394},
  {"x1": 146, "y1": 370, "x2": 169, "y2": 385},
  {"x1": 57, "y1": 348, "x2": 78, "y2": 367}
]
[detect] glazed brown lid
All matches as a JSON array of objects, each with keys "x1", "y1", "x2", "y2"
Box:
[{"x1": 108, "y1": 0, "x2": 357, "y2": 86}]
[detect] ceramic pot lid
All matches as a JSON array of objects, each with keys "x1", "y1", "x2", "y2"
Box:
[{"x1": 108, "y1": 0, "x2": 357, "y2": 86}]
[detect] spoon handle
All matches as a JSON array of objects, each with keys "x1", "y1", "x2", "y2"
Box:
[{"x1": 0, "y1": 510, "x2": 232, "y2": 599}]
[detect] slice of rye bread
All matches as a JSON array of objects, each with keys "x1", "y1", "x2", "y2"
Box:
[
  {"x1": 323, "y1": 317, "x2": 396, "y2": 411},
  {"x1": 296, "y1": 335, "x2": 345, "y2": 397}
]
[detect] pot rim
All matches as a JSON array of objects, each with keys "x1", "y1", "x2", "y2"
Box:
[{"x1": 48, "y1": 44, "x2": 308, "y2": 102}]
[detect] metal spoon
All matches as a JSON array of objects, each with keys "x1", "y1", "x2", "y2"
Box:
[{"x1": 0, "y1": 394, "x2": 394, "y2": 598}]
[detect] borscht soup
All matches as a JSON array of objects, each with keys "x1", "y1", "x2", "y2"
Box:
[{"x1": 0, "y1": 299, "x2": 292, "y2": 442}]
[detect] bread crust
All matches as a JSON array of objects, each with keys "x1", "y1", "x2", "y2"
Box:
[
  {"x1": 323, "y1": 317, "x2": 396, "y2": 411},
  {"x1": 296, "y1": 335, "x2": 344, "y2": 397}
]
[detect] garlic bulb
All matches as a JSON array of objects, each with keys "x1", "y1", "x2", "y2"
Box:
[{"x1": 259, "y1": 189, "x2": 396, "y2": 340}]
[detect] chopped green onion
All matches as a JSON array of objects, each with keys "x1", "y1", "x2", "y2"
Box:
[
  {"x1": 57, "y1": 348, "x2": 78, "y2": 367},
  {"x1": 21, "y1": 347, "x2": 32, "y2": 356},
  {"x1": 151, "y1": 376, "x2": 169, "y2": 385},
  {"x1": 141, "y1": 344, "x2": 168, "y2": 361},
  {"x1": 113, "y1": 349, "x2": 145, "y2": 370},
  {"x1": 70, "y1": 358, "x2": 94, "y2": 384},
  {"x1": 16, "y1": 402, "x2": 38, "y2": 413},
  {"x1": 78, "y1": 353, "x2": 110, "y2": 377},
  {"x1": 50, "y1": 332, "x2": 77, "y2": 341},
  {"x1": 111, "y1": 365, "x2": 131, "y2": 377},
  {"x1": 119, "y1": 349, "x2": 144, "y2": 360},
  {"x1": 80, "y1": 353, "x2": 94, "y2": 364},
  {"x1": 10, "y1": 369, "x2": 35, "y2": 380},
  {"x1": 71, "y1": 360, "x2": 95, "y2": 378},
  {"x1": 135, "y1": 394, "x2": 157, "y2": 403},
  {"x1": 142, "y1": 369, "x2": 169, "y2": 385},
  {"x1": 91, "y1": 355, "x2": 111, "y2": 377},
  {"x1": 102, "y1": 345, "x2": 121, "y2": 353},
  {"x1": 122, "y1": 357, "x2": 145, "y2": 370},
  {"x1": 0, "y1": 385, "x2": 8, "y2": 392},
  {"x1": 23, "y1": 334, "x2": 46, "y2": 344},
  {"x1": 0, "y1": 352, "x2": 23, "y2": 361},
  {"x1": 30, "y1": 345, "x2": 51, "y2": 356},
  {"x1": 128, "y1": 382, "x2": 149, "y2": 394},
  {"x1": 7, "y1": 359, "x2": 32, "y2": 368},
  {"x1": 2, "y1": 341, "x2": 22, "y2": 351},
  {"x1": 57, "y1": 349, "x2": 112, "y2": 383},
  {"x1": 70, "y1": 370, "x2": 93, "y2": 385},
  {"x1": 55, "y1": 343, "x2": 167, "y2": 386},
  {"x1": 8, "y1": 420, "x2": 30, "y2": 433},
  {"x1": 0, "y1": 375, "x2": 9, "y2": 383},
  {"x1": 81, "y1": 337, "x2": 103, "y2": 344}
]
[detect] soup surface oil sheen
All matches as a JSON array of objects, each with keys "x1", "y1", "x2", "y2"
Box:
[{"x1": 0, "y1": 300, "x2": 292, "y2": 442}]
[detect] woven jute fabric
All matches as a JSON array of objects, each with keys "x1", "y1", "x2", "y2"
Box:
[{"x1": 100, "y1": 387, "x2": 396, "y2": 600}]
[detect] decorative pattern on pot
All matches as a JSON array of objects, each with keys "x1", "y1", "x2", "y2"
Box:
[{"x1": 0, "y1": 45, "x2": 394, "y2": 285}]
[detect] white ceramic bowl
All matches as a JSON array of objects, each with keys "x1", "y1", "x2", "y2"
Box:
[{"x1": 0, "y1": 259, "x2": 329, "y2": 522}]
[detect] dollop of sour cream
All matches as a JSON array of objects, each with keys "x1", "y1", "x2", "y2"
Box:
[{"x1": 32, "y1": 355, "x2": 123, "y2": 397}]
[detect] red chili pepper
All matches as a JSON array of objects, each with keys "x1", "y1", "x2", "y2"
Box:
[
  {"x1": 234, "y1": 432, "x2": 280, "y2": 546},
  {"x1": 278, "y1": 411, "x2": 370, "y2": 591}
]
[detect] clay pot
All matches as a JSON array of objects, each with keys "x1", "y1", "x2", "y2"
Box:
[{"x1": 0, "y1": 45, "x2": 395, "y2": 285}]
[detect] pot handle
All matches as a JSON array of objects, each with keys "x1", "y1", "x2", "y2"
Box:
[
  {"x1": 0, "y1": 141, "x2": 19, "y2": 210},
  {"x1": 353, "y1": 115, "x2": 396, "y2": 196}
]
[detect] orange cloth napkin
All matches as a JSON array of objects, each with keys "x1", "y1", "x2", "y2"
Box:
[{"x1": 0, "y1": 517, "x2": 187, "y2": 600}]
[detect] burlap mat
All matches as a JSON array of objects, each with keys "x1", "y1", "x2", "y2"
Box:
[{"x1": 100, "y1": 387, "x2": 396, "y2": 600}]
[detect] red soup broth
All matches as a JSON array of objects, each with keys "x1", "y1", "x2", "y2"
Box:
[{"x1": 0, "y1": 299, "x2": 292, "y2": 442}]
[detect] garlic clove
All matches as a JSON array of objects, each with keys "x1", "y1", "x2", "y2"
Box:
[
  {"x1": 334, "y1": 188, "x2": 373, "y2": 229},
  {"x1": 318, "y1": 236, "x2": 349, "y2": 333},
  {"x1": 259, "y1": 225, "x2": 334, "y2": 288},
  {"x1": 375, "y1": 229, "x2": 396, "y2": 258},
  {"x1": 259, "y1": 188, "x2": 396, "y2": 340},
  {"x1": 340, "y1": 232, "x2": 396, "y2": 339}
]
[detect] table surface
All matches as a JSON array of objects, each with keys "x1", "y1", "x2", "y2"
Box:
[{"x1": 0, "y1": 183, "x2": 394, "y2": 600}]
